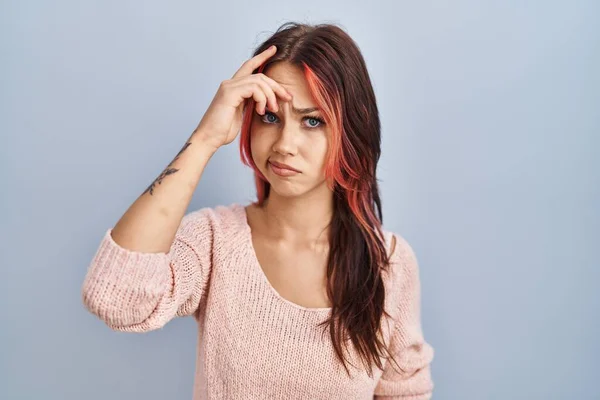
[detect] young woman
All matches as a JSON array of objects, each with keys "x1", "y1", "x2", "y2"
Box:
[{"x1": 82, "y1": 22, "x2": 434, "y2": 400}]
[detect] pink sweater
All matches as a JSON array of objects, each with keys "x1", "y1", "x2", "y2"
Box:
[{"x1": 81, "y1": 203, "x2": 434, "y2": 399}]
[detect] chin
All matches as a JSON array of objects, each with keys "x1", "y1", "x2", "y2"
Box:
[
  {"x1": 269, "y1": 178, "x2": 331, "y2": 200},
  {"x1": 266, "y1": 180, "x2": 305, "y2": 197}
]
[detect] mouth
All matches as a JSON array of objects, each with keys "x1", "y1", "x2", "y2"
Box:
[{"x1": 268, "y1": 161, "x2": 301, "y2": 177}]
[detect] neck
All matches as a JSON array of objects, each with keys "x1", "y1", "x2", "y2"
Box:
[{"x1": 260, "y1": 185, "x2": 334, "y2": 245}]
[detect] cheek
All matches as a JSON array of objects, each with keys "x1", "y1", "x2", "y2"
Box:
[
  {"x1": 305, "y1": 135, "x2": 329, "y2": 168},
  {"x1": 250, "y1": 125, "x2": 270, "y2": 165}
]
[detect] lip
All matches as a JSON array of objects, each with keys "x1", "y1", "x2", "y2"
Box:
[
  {"x1": 269, "y1": 160, "x2": 301, "y2": 172},
  {"x1": 269, "y1": 160, "x2": 301, "y2": 177}
]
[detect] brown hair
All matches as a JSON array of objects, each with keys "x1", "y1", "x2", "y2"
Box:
[{"x1": 239, "y1": 21, "x2": 398, "y2": 377}]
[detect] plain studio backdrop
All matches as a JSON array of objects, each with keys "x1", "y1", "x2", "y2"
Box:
[{"x1": 1, "y1": 1, "x2": 598, "y2": 399}]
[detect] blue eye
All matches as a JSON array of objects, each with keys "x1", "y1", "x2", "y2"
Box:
[
  {"x1": 260, "y1": 111, "x2": 326, "y2": 129},
  {"x1": 265, "y1": 113, "x2": 277, "y2": 123},
  {"x1": 305, "y1": 117, "x2": 324, "y2": 128}
]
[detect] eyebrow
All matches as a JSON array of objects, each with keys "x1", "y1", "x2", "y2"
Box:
[
  {"x1": 266, "y1": 105, "x2": 321, "y2": 115},
  {"x1": 292, "y1": 106, "x2": 321, "y2": 115}
]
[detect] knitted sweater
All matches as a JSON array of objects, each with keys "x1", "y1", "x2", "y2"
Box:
[{"x1": 81, "y1": 203, "x2": 434, "y2": 400}]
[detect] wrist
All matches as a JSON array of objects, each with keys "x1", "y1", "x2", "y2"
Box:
[{"x1": 190, "y1": 129, "x2": 220, "y2": 157}]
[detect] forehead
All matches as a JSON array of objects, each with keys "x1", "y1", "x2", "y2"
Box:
[
  {"x1": 263, "y1": 62, "x2": 305, "y2": 84},
  {"x1": 263, "y1": 62, "x2": 314, "y2": 105}
]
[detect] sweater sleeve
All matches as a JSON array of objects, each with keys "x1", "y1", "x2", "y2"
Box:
[
  {"x1": 81, "y1": 208, "x2": 214, "y2": 332},
  {"x1": 373, "y1": 234, "x2": 435, "y2": 400}
]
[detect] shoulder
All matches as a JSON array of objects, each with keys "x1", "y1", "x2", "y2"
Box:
[
  {"x1": 381, "y1": 229, "x2": 423, "y2": 299},
  {"x1": 175, "y1": 202, "x2": 249, "y2": 243},
  {"x1": 383, "y1": 230, "x2": 419, "y2": 269}
]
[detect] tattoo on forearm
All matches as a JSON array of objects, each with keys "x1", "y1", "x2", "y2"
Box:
[{"x1": 142, "y1": 141, "x2": 192, "y2": 196}]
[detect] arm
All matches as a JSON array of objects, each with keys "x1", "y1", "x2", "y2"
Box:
[
  {"x1": 108, "y1": 129, "x2": 216, "y2": 255},
  {"x1": 374, "y1": 234, "x2": 435, "y2": 399},
  {"x1": 81, "y1": 208, "x2": 214, "y2": 332},
  {"x1": 81, "y1": 129, "x2": 217, "y2": 332}
]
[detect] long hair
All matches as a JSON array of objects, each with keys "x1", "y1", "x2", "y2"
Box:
[{"x1": 239, "y1": 22, "x2": 397, "y2": 377}]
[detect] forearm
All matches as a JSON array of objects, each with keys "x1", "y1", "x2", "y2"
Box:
[{"x1": 110, "y1": 129, "x2": 217, "y2": 253}]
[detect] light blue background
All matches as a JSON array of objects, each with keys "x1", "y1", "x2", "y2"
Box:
[{"x1": 1, "y1": 1, "x2": 598, "y2": 399}]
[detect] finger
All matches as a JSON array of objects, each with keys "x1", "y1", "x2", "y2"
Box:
[
  {"x1": 233, "y1": 78, "x2": 276, "y2": 114},
  {"x1": 251, "y1": 76, "x2": 279, "y2": 112},
  {"x1": 244, "y1": 83, "x2": 267, "y2": 115},
  {"x1": 232, "y1": 45, "x2": 278, "y2": 79},
  {"x1": 257, "y1": 74, "x2": 293, "y2": 104}
]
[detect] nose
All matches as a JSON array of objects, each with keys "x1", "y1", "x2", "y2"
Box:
[{"x1": 271, "y1": 121, "x2": 298, "y2": 156}]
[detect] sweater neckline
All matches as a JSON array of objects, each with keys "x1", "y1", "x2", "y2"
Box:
[{"x1": 233, "y1": 203, "x2": 333, "y2": 314}]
